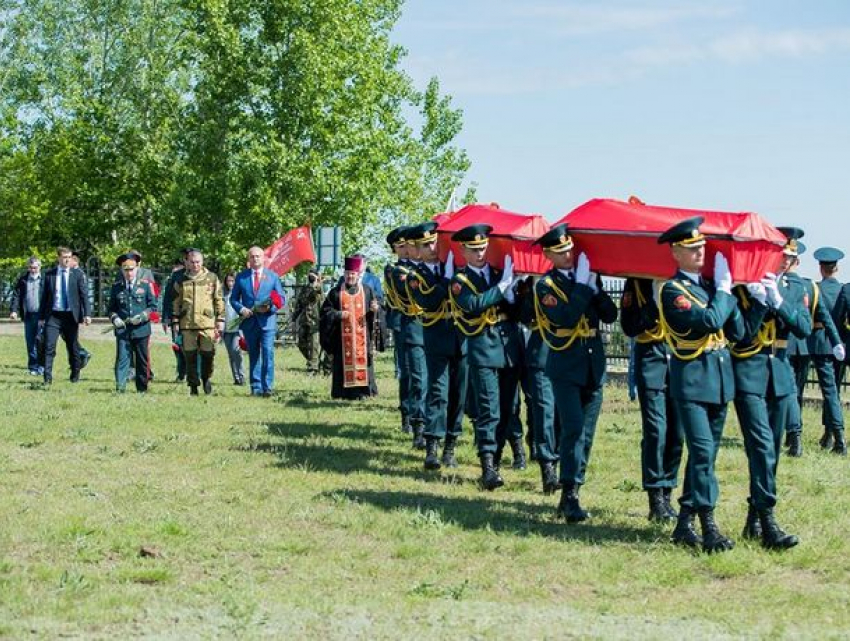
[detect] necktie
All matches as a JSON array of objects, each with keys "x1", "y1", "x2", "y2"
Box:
[
  {"x1": 253, "y1": 271, "x2": 260, "y2": 294},
  {"x1": 59, "y1": 270, "x2": 68, "y2": 310}
]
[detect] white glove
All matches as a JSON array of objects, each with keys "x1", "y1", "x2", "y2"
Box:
[
  {"x1": 444, "y1": 251, "x2": 454, "y2": 280},
  {"x1": 575, "y1": 252, "x2": 591, "y2": 285},
  {"x1": 833, "y1": 344, "x2": 846, "y2": 361},
  {"x1": 112, "y1": 317, "x2": 126, "y2": 329},
  {"x1": 588, "y1": 272, "x2": 599, "y2": 294},
  {"x1": 713, "y1": 253, "x2": 732, "y2": 294},
  {"x1": 497, "y1": 256, "x2": 514, "y2": 294},
  {"x1": 761, "y1": 273, "x2": 783, "y2": 309},
  {"x1": 745, "y1": 283, "x2": 767, "y2": 305}
]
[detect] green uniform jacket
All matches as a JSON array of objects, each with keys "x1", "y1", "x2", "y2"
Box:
[
  {"x1": 390, "y1": 260, "x2": 424, "y2": 346},
  {"x1": 383, "y1": 263, "x2": 401, "y2": 333},
  {"x1": 731, "y1": 283, "x2": 812, "y2": 397},
  {"x1": 450, "y1": 265, "x2": 521, "y2": 369},
  {"x1": 620, "y1": 277, "x2": 669, "y2": 391},
  {"x1": 108, "y1": 280, "x2": 157, "y2": 339},
  {"x1": 660, "y1": 272, "x2": 745, "y2": 404},
  {"x1": 517, "y1": 277, "x2": 548, "y2": 370},
  {"x1": 408, "y1": 262, "x2": 466, "y2": 358},
  {"x1": 534, "y1": 270, "x2": 618, "y2": 387},
  {"x1": 830, "y1": 281, "x2": 850, "y2": 348},
  {"x1": 809, "y1": 277, "x2": 843, "y2": 355}
]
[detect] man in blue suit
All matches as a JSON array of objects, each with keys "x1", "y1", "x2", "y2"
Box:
[{"x1": 230, "y1": 246, "x2": 286, "y2": 397}]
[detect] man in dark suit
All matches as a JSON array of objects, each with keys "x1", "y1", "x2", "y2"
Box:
[
  {"x1": 39, "y1": 246, "x2": 92, "y2": 385},
  {"x1": 9, "y1": 256, "x2": 45, "y2": 375}
]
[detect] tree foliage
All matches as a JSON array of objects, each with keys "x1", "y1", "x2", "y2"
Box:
[{"x1": 0, "y1": 0, "x2": 472, "y2": 266}]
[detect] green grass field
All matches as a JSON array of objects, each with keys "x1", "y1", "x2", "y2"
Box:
[{"x1": 1, "y1": 334, "x2": 849, "y2": 638}]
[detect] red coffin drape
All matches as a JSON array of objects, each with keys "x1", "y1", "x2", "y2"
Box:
[
  {"x1": 557, "y1": 199, "x2": 787, "y2": 282},
  {"x1": 433, "y1": 203, "x2": 553, "y2": 274}
]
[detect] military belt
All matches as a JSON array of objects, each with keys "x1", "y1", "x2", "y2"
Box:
[{"x1": 548, "y1": 328, "x2": 597, "y2": 339}]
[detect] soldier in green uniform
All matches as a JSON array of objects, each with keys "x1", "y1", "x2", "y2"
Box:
[
  {"x1": 170, "y1": 249, "x2": 225, "y2": 396},
  {"x1": 450, "y1": 224, "x2": 524, "y2": 490},
  {"x1": 162, "y1": 253, "x2": 189, "y2": 381},
  {"x1": 532, "y1": 224, "x2": 618, "y2": 521},
  {"x1": 406, "y1": 222, "x2": 469, "y2": 470},
  {"x1": 621, "y1": 276, "x2": 683, "y2": 522},
  {"x1": 108, "y1": 253, "x2": 157, "y2": 393},
  {"x1": 383, "y1": 227, "x2": 413, "y2": 435},
  {"x1": 829, "y1": 256, "x2": 850, "y2": 452},
  {"x1": 730, "y1": 237, "x2": 807, "y2": 549},
  {"x1": 807, "y1": 247, "x2": 847, "y2": 454},
  {"x1": 292, "y1": 268, "x2": 324, "y2": 374},
  {"x1": 657, "y1": 217, "x2": 745, "y2": 553}
]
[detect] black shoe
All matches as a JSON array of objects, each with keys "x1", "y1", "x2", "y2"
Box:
[
  {"x1": 698, "y1": 509, "x2": 735, "y2": 554},
  {"x1": 540, "y1": 461, "x2": 560, "y2": 495},
  {"x1": 671, "y1": 507, "x2": 702, "y2": 548},
  {"x1": 662, "y1": 488, "x2": 678, "y2": 519},
  {"x1": 741, "y1": 504, "x2": 762, "y2": 540},
  {"x1": 176, "y1": 375, "x2": 186, "y2": 383},
  {"x1": 556, "y1": 484, "x2": 590, "y2": 523},
  {"x1": 424, "y1": 438, "x2": 441, "y2": 470},
  {"x1": 262, "y1": 390, "x2": 273, "y2": 398},
  {"x1": 758, "y1": 508, "x2": 799, "y2": 550},
  {"x1": 479, "y1": 453, "x2": 504, "y2": 491},
  {"x1": 510, "y1": 439, "x2": 527, "y2": 470},
  {"x1": 70, "y1": 371, "x2": 80, "y2": 383},
  {"x1": 831, "y1": 430, "x2": 847, "y2": 456},
  {"x1": 412, "y1": 422, "x2": 426, "y2": 450},
  {"x1": 820, "y1": 429, "x2": 834, "y2": 450},
  {"x1": 234, "y1": 378, "x2": 245, "y2": 386},
  {"x1": 203, "y1": 379, "x2": 213, "y2": 395},
  {"x1": 43, "y1": 376, "x2": 53, "y2": 388},
  {"x1": 441, "y1": 437, "x2": 458, "y2": 468},
  {"x1": 787, "y1": 431, "x2": 803, "y2": 457},
  {"x1": 80, "y1": 351, "x2": 91, "y2": 369},
  {"x1": 647, "y1": 489, "x2": 674, "y2": 522},
  {"x1": 190, "y1": 385, "x2": 199, "y2": 396}
]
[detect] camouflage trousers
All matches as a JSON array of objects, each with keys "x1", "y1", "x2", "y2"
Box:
[{"x1": 297, "y1": 325, "x2": 320, "y2": 373}]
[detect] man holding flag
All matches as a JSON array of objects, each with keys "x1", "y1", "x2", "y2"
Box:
[{"x1": 230, "y1": 246, "x2": 286, "y2": 397}]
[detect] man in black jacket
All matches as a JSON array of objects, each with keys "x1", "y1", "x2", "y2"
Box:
[
  {"x1": 39, "y1": 247, "x2": 92, "y2": 385},
  {"x1": 9, "y1": 256, "x2": 45, "y2": 375}
]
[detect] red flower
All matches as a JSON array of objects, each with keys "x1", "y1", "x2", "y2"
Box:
[
  {"x1": 238, "y1": 336, "x2": 248, "y2": 351},
  {"x1": 149, "y1": 311, "x2": 161, "y2": 323},
  {"x1": 171, "y1": 342, "x2": 181, "y2": 353},
  {"x1": 270, "y1": 290, "x2": 283, "y2": 308}
]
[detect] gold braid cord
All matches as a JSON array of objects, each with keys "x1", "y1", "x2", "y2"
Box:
[
  {"x1": 533, "y1": 276, "x2": 594, "y2": 352},
  {"x1": 655, "y1": 280, "x2": 726, "y2": 362},
  {"x1": 408, "y1": 270, "x2": 450, "y2": 327},
  {"x1": 633, "y1": 280, "x2": 666, "y2": 344},
  {"x1": 730, "y1": 288, "x2": 776, "y2": 358},
  {"x1": 449, "y1": 273, "x2": 499, "y2": 337}
]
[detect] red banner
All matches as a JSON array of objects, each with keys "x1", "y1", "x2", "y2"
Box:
[{"x1": 264, "y1": 226, "x2": 316, "y2": 275}]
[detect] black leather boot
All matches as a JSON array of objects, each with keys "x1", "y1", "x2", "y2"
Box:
[
  {"x1": 400, "y1": 414, "x2": 411, "y2": 434},
  {"x1": 819, "y1": 428, "x2": 834, "y2": 450},
  {"x1": 479, "y1": 453, "x2": 504, "y2": 491},
  {"x1": 671, "y1": 506, "x2": 701, "y2": 549},
  {"x1": 758, "y1": 508, "x2": 799, "y2": 550},
  {"x1": 510, "y1": 439, "x2": 527, "y2": 470},
  {"x1": 831, "y1": 429, "x2": 847, "y2": 456},
  {"x1": 493, "y1": 447, "x2": 503, "y2": 472},
  {"x1": 661, "y1": 488, "x2": 678, "y2": 519},
  {"x1": 698, "y1": 509, "x2": 735, "y2": 553},
  {"x1": 647, "y1": 489, "x2": 673, "y2": 522},
  {"x1": 424, "y1": 437, "x2": 441, "y2": 470},
  {"x1": 540, "y1": 461, "x2": 560, "y2": 495},
  {"x1": 441, "y1": 437, "x2": 458, "y2": 468},
  {"x1": 556, "y1": 484, "x2": 590, "y2": 523},
  {"x1": 787, "y1": 431, "x2": 803, "y2": 457},
  {"x1": 411, "y1": 421, "x2": 426, "y2": 450},
  {"x1": 741, "y1": 503, "x2": 762, "y2": 540}
]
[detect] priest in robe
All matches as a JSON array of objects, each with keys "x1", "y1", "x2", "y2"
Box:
[{"x1": 320, "y1": 255, "x2": 380, "y2": 399}]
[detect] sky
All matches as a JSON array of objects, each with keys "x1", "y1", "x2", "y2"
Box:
[{"x1": 392, "y1": 0, "x2": 850, "y2": 278}]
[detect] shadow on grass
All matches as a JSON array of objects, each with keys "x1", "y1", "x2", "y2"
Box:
[{"x1": 326, "y1": 488, "x2": 660, "y2": 545}]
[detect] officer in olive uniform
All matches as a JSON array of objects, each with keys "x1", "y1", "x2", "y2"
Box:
[
  {"x1": 657, "y1": 217, "x2": 745, "y2": 553},
  {"x1": 533, "y1": 224, "x2": 618, "y2": 521},
  {"x1": 621, "y1": 276, "x2": 683, "y2": 522},
  {"x1": 807, "y1": 247, "x2": 847, "y2": 454},
  {"x1": 171, "y1": 249, "x2": 225, "y2": 395},
  {"x1": 449, "y1": 224, "x2": 523, "y2": 490},
  {"x1": 108, "y1": 253, "x2": 157, "y2": 392},
  {"x1": 293, "y1": 268, "x2": 324, "y2": 374},
  {"x1": 730, "y1": 237, "x2": 808, "y2": 549},
  {"x1": 406, "y1": 222, "x2": 469, "y2": 470}
]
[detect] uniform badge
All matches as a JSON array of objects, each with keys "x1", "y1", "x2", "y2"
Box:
[
  {"x1": 451, "y1": 283, "x2": 462, "y2": 296},
  {"x1": 622, "y1": 291, "x2": 633, "y2": 308},
  {"x1": 674, "y1": 295, "x2": 691, "y2": 311},
  {"x1": 542, "y1": 294, "x2": 558, "y2": 308}
]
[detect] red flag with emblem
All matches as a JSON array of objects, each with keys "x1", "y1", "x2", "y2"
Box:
[{"x1": 265, "y1": 226, "x2": 316, "y2": 276}]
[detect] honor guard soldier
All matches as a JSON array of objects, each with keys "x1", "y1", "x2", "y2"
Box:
[
  {"x1": 383, "y1": 227, "x2": 411, "y2": 432},
  {"x1": 657, "y1": 217, "x2": 745, "y2": 553},
  {"x1": 808, "y1": 247, "x2": 847, "y2": 454},
  {"x1": 108, "y1": 253, "x2": 157, "y2": 392},
  {"x1": 533, "y1": 224, "x2": 618, "y2": 520},
  {"x1": 406, "y1": 222, "x2": 469, "y2": 470},
  {"x1": 621, "y1": 276, "x2": 683, "y2": 522},
  {"x1": 730, "y1": 240, "x2": 808, "y2": 549},
  {"x1": 829, "y1": 254, "x2": 850, "y2": 447},
  {"x1": 449, "y1": 224, "x2": 524, "y2": 490}
]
